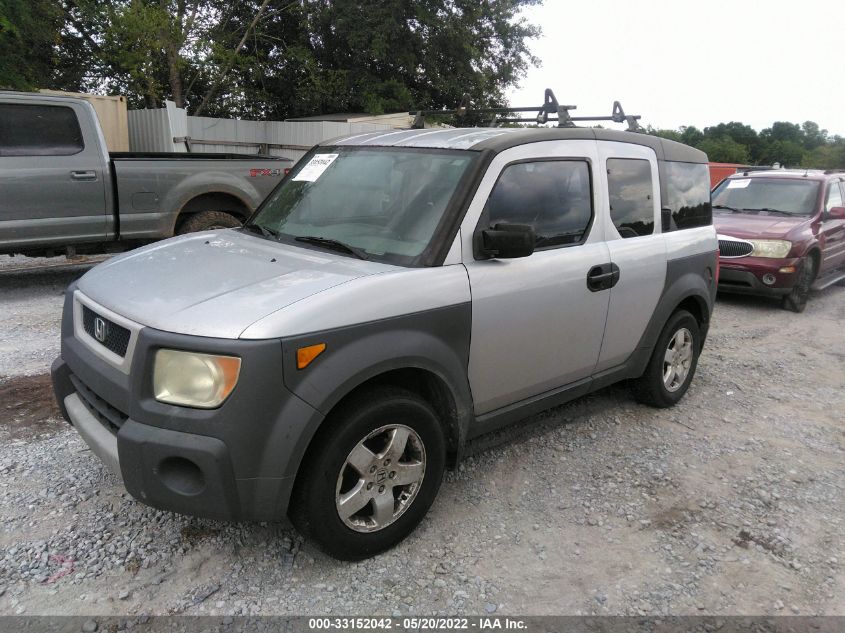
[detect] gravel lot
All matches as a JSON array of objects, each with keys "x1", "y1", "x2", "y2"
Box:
[{"x1": 0, "y1": 254, "x2": 843, "y2": 617}]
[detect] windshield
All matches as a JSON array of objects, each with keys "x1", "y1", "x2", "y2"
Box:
[
  {"x1": 712, "y1": 177, "x2": 820, "y2": 216},
  {"x1": 247, "y1": 147, "x2": 476, "y2": 264}
]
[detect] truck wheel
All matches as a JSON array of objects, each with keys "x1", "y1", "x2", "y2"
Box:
[
  {"x1": 633, "y1": 310, "x2": 701, "y2": 408},
  {"x1": 781, "y1": 255, "x2": 816, "y2": 313},
  {"x1": 290, "y1": 387, "x2": 446, "y2": 560},
  {"x1": 177, "y1": 211, "x2": 242, "y2": 234}
]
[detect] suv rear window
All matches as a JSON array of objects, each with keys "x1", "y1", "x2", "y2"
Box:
[
  {"x1": 0, "y1": 104, "x2": 84, "y2": 157},
  {"x1": 663, "y1": 162, "x2": 712, "y2": 230},
  {"x1": 712, "y1": 177, "x2": 820, "y2": 216},
  {"x1": 607, "y1": 158, "x2": 654, "y2": 238}
]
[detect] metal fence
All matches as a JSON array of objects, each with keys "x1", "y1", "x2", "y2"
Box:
[{"x1": 128, "y1": 101, "x2": 394, "y2": 163}]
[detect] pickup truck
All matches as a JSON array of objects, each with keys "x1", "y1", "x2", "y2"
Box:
[{"x1": 0, "y1": 91, "x2": 290, "y2": 257}]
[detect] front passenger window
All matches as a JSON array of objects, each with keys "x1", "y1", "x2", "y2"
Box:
[
  {"x1": 485, "y1": 160, "x2": 593, "y2": 248},
  {"x1": 825, "y1": 182, "x2": 843, "y2": 212}
]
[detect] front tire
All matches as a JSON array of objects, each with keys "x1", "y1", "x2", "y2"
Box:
[
  {"x1": 781, "y1": 255, "x2": 816, "y2": 313},
  {"x1": 290, "y1": 387, "x2": 446, "y2": 560},
  {"x1": 633, "y1": 309, "x2": 701, "y2": 408}
]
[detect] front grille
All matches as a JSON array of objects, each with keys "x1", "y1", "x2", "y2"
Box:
[
  {"x1": 719, "y1": 238, "x2": 754, "y2": 258},
  {"x1": 70, "y1": 375, "x2": 128, "y2": 435},
  {"x1": 82, "y1": 305, "x2": 131, "y2": 357}
]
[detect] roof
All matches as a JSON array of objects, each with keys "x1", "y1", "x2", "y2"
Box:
[
  {"x1": 727, "y1": 169, "x2": 842, "y2": 182},
  {"x1": 323, "y1": 127, "x2": 707, "y2": 163}
]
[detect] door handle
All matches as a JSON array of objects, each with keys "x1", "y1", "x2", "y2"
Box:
[
  {"x1": 587, "y1": 263, "x2": 621, "y2": 292},
  {"x1": 70, "y1": 170, "x2": 97, "y2": 181}
]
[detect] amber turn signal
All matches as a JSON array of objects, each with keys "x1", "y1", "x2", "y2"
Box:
[{"x1": 297, "y1": 343, "x2": 326, "y2": 369}]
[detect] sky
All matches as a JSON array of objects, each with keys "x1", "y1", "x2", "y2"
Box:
[{"x1": 507, "y1": 0, "x2": 845, "y2": 137}]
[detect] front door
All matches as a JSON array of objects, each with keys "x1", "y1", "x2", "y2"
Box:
[
  {"x1": 819, "y1": 179, "x2": 845, "y2": 274},
  {"x1": 462, "y1": 142, "x2": 612, "y2": 415},
  {"x1": 0, "y1": 99, "x2": 108, "y2": 251}
]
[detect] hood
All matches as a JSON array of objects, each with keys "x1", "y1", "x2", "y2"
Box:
[
  {"x1": 77, "y1": 230, "x2": 395, "y2": 338},
  {"x1": 713, "y1": 212, "x2": 807, "y2": 240}
]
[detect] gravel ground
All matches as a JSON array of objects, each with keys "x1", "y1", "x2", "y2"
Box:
[{"x1": 0, "y1": 254, "x2": 843, "y2": 617}]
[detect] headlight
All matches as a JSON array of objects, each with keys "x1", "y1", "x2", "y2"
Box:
[
  {"x1": 749, "y1": 239, "x2": 792, "y2": 258},
  {"x1": 153, "y1": 350, "x2": 241, "y2": 409}
]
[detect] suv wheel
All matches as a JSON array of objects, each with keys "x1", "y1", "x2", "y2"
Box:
[
  {"x1": 633, "y1": 309, "x2": 701, "y2": 408},
  {"x1": 290, "y1": 387, "x2": 446, "y2": 560},
  {"x1": 781, "y1": 255, "x2": 817, "y2": 313}
]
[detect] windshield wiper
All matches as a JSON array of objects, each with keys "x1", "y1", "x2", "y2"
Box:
[
  {"x1": 713, "y1": 204, "x2": 741, "y2": 213},
  {"x1": 294, "y1": 235, "x2": 369, "y2": 260},
  {"x1": 242, "y1": 223, "x2": 281, "y2": 240},
  {"x1": 741, "y1": 207, "x2": 794, "y2": 216}
]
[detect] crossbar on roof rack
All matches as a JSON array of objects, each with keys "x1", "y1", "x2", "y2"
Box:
[{"x1": 410, "y1": 89, "x2": 643, "y2": 132}]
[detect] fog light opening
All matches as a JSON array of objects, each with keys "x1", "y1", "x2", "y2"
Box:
[
  {"x1": 762, "y1": 273, "x2": 777, "y2": 286},
  {"x1": 158, "y1": 456, "x2": 205, "y2": 496}
]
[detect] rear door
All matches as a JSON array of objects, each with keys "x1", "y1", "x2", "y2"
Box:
[
  {"x1": 0, "y1": 98, "x2": 108, "y2": 251},
  {"x1": 461, "y1": 140, "x2": 612, "y2": 415},
  {"x1": 595, "y1": 142, "x2": 667, "y2": 372},
  {"x1": 820, "y1": 179, "x2": 845, "y2": 273}
]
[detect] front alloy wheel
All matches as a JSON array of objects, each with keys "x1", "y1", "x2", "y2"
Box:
[
  {"x1": 336, "y1": 424, "x2": 426, "y2": 532},
  {"x1": 290, "y1": 387, "x2": 446, "y2": 560}
]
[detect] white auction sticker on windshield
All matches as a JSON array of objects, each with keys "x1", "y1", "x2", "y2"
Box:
[
  {"x1": 293, "y1": 154, "x2": 338, "y2": 182},
  {"x1": 727, "y1": 179, "x2": 751, "y2": 189}
]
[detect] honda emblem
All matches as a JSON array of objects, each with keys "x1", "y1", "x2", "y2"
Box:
[{"x1": 94, "y1": 317, "x2": 107, "y2": 343}]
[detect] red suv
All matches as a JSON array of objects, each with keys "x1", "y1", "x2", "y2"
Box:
[{"x1": 712, "y1": 169, "x2": 845, "y2": 311}]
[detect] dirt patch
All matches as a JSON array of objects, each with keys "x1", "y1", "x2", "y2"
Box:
[
  {"x1": 0, "y1": 373, "x2": 64, "y2": 440},
  {"x1": 180, "y1": 524, "x2": 222, "y2": 545}
]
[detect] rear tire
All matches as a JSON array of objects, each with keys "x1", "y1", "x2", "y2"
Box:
[
  {"x1": 633, "y1": 310, "x2": 701, "y2": 408},
  {"x1": 177, "y1": 210, "x2": 242, "y2": 234},
  {"x1": 290, "y1": 387, "x2": 446, "y2": 560},
  {"x1": 781, "y1": 255, "x2": 817, "y2": 313}
]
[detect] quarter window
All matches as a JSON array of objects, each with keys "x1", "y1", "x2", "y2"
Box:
[
  {"x1": 662, "y1": 161, "x2": 712, "y2": 230},
  {"x1": 485, "y1": 160, "x2": 593, "y2": 248},
  {"x1": 826, "y1": 181, "x2": 843, "y2": 211},
  {"x1": 0, "y1": 104, "x2": 84, "y2": 157},
  {"x1": 607, "y1": 158, "x2": 654, "y2": 238}
]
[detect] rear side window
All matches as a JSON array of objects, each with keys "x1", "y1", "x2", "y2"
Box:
[
  {"x1": 0, "y1": 104, "x2": 84, "y2": 157},
  {"x1": 826, "y1": 181, "x2": 843, "y2": 211},
  {"x1": 607, "y1": 158, "x2": 654, "y2": 238},
  {"x1": 485, "y1": 160, "x2": 593, "y2": 248},
  {"x1": 663, "y1": 161, "x2": 712, "y2": 230}
]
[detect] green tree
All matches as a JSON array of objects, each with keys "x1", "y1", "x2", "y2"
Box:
[
  {"x1": 0, "y1": 0, "x2": 62, "y2": 89},
  {"x1": 698, "y1": 136, "x2": 750, "y2": 164}
]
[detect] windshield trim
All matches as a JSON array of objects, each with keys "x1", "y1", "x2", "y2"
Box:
[{"x1": 244, "y1": 144, "x2": 484, "y2": 268}]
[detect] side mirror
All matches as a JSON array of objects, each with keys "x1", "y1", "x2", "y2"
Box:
[
  {"x1": 828, "y1": 206, "x2": 845, "y2": 220},
  {"x1": 479, "y1": 223, "x2": 535, "y2": 258}
]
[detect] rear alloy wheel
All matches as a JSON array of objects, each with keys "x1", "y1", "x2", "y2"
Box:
[
  {"x1": 290, "y1": 387, "x2": 445, "y2": 560},
  {"x1": 177, "y1": 210, "x2": 242, "y2": 234},
  {"x1": 781, "y1": 255, "x2": 817, "y2": 313},
  {"x1": 633, "y1": 309, "x2": 701, "y2": 408}
]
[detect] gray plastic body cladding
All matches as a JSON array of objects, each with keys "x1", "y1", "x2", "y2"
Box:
[
  {"x1": 280, "y1": 303, "x2": 473, "y2": 461},
  {"x1": 56, "y1": 283, "x2": 324, "y2": 521}
]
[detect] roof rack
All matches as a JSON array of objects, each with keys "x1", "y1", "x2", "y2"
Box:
[
  {"x1": 410, "y1": 89, "x2": 643, "y2": 132},
  {"x1": 823, "y1": 168, "x2": 845, "y2": 175}
]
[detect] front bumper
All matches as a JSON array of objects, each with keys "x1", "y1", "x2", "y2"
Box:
[
  {"x1": 717, "y1": 256, "x2": 800, "y2": 297},
  {"x1": 52, "y1": 287, "x2": 324, "y2": 522}
]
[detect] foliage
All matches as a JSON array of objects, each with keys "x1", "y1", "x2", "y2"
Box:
[
  {"x1": 0, "y1": 0, "x2": 541, "y2": 117},
  {"x1": 648, "y1": 120, "x2": 845, "y2": 170}
]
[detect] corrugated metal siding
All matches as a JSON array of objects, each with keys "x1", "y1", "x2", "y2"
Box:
[{"x1": 128, "y1": 102, "x2": 393, "y2": 163}]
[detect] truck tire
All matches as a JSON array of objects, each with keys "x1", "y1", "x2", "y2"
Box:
[
  {"x1": 781, "y1": 255, "x2": 817, "y2": 313},
  {"x1": 177, "y1": 211, "x2": 242, "y2": 235},
  {"x1": 290, "y1": 387, "x2": 446, "y2": 560},
  {"x1": 633, "y1": 309, "x2": 701, "y2": 408}
]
